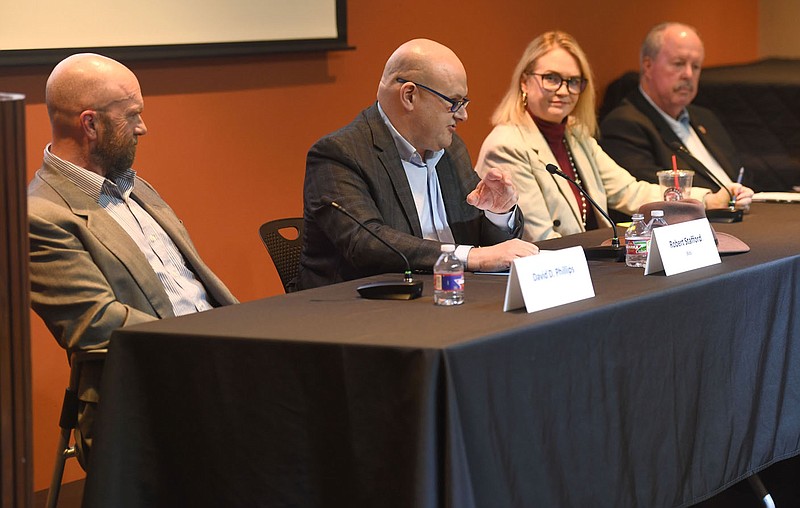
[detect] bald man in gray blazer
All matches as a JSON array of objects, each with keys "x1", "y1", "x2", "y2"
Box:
[{"x1": 29, "y1": 53, "x2": 236, "y2": 468}]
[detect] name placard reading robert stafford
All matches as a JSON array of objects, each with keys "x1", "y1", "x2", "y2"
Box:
[
  {"x1": 645, "y1": 218, "x2": 720, "y2": 276},
  {"x1": 668, "y1": 234, "x2": 704, "y2": 249},
  {"x1": 504, "y1": 246, "x2": 594, "y2": 313}
]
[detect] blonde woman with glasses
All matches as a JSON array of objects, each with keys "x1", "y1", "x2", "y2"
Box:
[{"x1": 476, "y1": 31, "x2": 736, "y2": 242}]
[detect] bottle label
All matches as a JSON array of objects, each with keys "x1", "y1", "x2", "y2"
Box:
[
  {"x1": 434, "y1": 273, "x2": 464, "y2": 291},
  {"x1": 625, "y1": 238, "x2": 649, "y2": 255}
]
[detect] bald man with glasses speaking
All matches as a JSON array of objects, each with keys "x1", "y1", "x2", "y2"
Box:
[{"x1": 297, "y1": 39, "x2": 538, "y2": 290}]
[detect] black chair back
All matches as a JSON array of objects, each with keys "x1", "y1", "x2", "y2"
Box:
[{"x1": 258, "y1": 218, "x2": 303, "y2": 293}]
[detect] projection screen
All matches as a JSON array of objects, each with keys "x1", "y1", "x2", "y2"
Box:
[{"x1": 0, "y1": 0, "x2": 348, "y2": 66}]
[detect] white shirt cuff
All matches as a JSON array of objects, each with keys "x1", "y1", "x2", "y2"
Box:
[
  {"x1": 454, "y1": 207, "x2": 516, "y2": 266},
  {"x1": 454, "y1": 245, "x2": 472, "y2": 266},
  {"x1": 485, "y1": 205, "x2": 517, "y2": 230}
]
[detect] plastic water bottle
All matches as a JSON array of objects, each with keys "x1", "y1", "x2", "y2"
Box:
[
  {"x1": 433, "y1": 244, "x2": 464, "y2": 306},
  {"x1": 625, "y1": 213, "x2": 648, "y2": 267},
  {"x1": 646, "y1": 210, "x2": 669, "y2": 232},
  {"x1": 644, "y1": 209, "x2": 668, "y2": 256}
]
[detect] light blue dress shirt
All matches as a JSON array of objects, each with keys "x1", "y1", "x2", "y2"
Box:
[
  {"x1": 640, "y1": 86, "x2": 733, "y2": 187},
  {"x1": 377, "y1": 104, "x2": 514, "y2": 263}
]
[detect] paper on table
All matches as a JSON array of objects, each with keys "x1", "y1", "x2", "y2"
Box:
[{"x1": 752, "y1": 192, "x2": 800, "y2": 203}]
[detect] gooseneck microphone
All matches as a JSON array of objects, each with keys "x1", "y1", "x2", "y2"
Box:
[
  {"x1": 326, "y1": 199, "x2": 423, "y2": 300},
  {"x1": 668, "y1": 142, "x2": 743, "y2": 223},
  {"x1": 669, "y1": 142, "x2": 732, "y2": 201},
  {"x1": 545, "y1": 163, "x2": 625, "y2": 261}
]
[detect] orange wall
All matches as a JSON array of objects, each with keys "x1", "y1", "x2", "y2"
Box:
[{"x1": 0, "y1": 0, "x2": 758, "y2": 491}]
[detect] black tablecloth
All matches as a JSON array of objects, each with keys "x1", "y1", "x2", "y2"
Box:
[{"x1": 83, "y1": 203, "x2": 800, "y2": 508}]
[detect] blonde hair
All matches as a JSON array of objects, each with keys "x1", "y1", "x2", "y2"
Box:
[{"x1": 492, "y1": 31, "x2": 597, "y2": 136}]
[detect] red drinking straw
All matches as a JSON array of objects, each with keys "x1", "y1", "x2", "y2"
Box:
[{"x1": 671, "y1": 154, "x2": 680, "y2": 188}]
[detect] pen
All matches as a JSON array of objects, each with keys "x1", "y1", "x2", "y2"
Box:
[{"x1": 729, "y1": 167, "x2": 744, "y2": 210}]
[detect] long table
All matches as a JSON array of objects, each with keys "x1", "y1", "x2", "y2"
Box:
[{"x1": 83, "y1": 203, "x2": 800, "y2": 508}]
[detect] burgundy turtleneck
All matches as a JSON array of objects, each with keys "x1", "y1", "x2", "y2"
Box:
[{"x1": 532, "y1": 114, "x2": 598, "y2": 231}]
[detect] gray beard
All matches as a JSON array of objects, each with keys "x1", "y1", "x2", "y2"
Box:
[{"x1": 92, "y1": 144, "x2": 136, "y2": 175}]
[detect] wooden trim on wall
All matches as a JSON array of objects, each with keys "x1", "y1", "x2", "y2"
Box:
[{"x1": 0, "y1": 93, "x2": 32, "y2": 508}]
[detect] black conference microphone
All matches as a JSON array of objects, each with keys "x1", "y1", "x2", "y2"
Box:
[
  {"x1": 326, "y1": 199, "x2": 423, "y2": 300},
  {"x1": 668, "y1": 142, "x2": 743, "y2": 223},
  {"x1": 545, "y1": 163, "x2": 625, "y2": 261}
]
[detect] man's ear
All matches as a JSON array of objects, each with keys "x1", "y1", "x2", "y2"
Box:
[
  {"x1": 641, "y1": 57, "x2": 653, "y2": 78},
  {"x1": 80, "y1": 111, "x2": 99, "y2": 140},
  {"x1": 399, "y1": 83, "x2": 416, "y2": 112}
]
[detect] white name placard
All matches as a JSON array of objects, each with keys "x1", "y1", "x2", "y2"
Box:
[
  {"x1": 504, "y1": 246, "x2": 595, "y2": 313},
  {"x1": 644, "y1": 218, "x2": 720, "y2": 276}
]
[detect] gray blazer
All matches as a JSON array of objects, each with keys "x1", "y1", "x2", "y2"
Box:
[
  {"x1": 297, "y1": 103, "x2": 522, "y2": 290},
  {"x1": 29, "y1": 161, "x2": 237, "y2": 402}
]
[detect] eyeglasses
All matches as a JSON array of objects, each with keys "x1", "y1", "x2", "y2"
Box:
[
  {"x1": 396, "y1": 78, "x2": 470, "y2": 113},
  {"x1": 528, "y1": 72, "x2": 588, "y2": 95}
]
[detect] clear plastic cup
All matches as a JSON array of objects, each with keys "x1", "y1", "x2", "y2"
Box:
[{"x1": 657, "y1": 169, "x2": 694, "y2": 201}]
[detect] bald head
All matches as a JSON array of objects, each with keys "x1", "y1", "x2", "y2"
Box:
[
  {"x1": 377, "y1": 39, "x2": 466, "y2": 103},
  {"x1": 46, "y1": 53, "x2": 141, "y2": 126},
  {"x1": 46, "y1": 53, "x2": 147, "y2": 175},
  {"x1": 376, "y1": 39, "x2": 468, "y2": 154}
]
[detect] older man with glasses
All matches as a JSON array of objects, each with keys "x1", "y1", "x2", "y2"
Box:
[{"x1": 296, "y1": 38, "x2": 538, "y2": 290}]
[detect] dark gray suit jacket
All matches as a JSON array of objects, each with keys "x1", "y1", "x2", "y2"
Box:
[
  {"x1": 599, "y1": 88, "x2": 742, "y2": 190},
  {"x1": 297, "y1": 103, "x2": 523, "y2": 290}
]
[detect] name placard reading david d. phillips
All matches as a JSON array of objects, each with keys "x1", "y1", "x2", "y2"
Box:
[{"x1": 504, "y1": 246, "x2": 595, "y2": 313}]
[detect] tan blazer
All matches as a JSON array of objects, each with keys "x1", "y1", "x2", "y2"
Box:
[
  {"x1": 29, "y1": 161, "x2": 237, "y2": 402},
  {"x1": 476, "y1": 117, "x2": 667, "y2": 242}
]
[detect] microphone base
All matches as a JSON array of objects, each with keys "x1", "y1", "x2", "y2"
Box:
[
  {"x1": 357, "y1": 280, "x2": 424, "y2": 300},
  {"x1": 584, "y1": 245, "x2": 626, "y2": 262},
  {"x1": 706, "y1": 208, "x2": 744, "y2": 223}
]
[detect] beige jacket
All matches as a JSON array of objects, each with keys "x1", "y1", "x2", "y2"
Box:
[
  {"x1": 476, "y1": 118, "x2": 707, "y2": 242},
  {"x1": 29, "y1": 161, "x2": 237, "y2": 402}
]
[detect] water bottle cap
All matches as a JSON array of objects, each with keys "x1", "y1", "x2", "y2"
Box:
[
  {"x1": 651, "y1": 210, "x2": 664, "y2": 217},
  {"x1": 440, "y1": 244, "x2": 456, "y2": 253},
  {"x1": 631, "y1": 213, "x2": 644, "y2": 220}
]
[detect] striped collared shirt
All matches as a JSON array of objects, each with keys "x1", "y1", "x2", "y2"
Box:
[{"x1": 44, "y1": 145, "x2": 213, "y2": 316}]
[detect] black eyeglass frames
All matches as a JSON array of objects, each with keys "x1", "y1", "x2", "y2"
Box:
[
  {"x1": 396, "y1": 78, "x2": 470, "y2": 113},
  {"x1": 528, "y1": 72, "x2": 588, "y2": 95}
]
